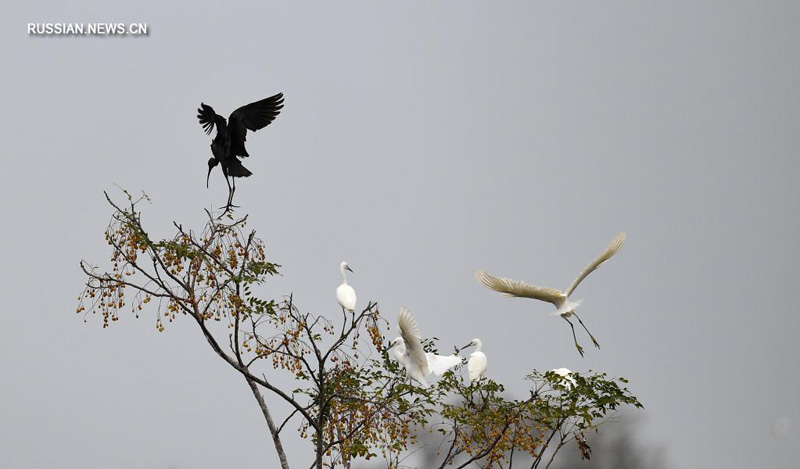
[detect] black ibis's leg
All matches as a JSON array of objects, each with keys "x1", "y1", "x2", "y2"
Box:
[
  {"x1": 223, "y1": 174, "x2": 233, "y2": 209},
  {"x1": 228, "y1": 178, "x2": 239, "y2": 208}
]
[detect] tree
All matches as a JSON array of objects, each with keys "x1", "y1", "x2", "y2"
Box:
[
  {"x1": 549, "y1": 413, "x2": 667, "y2": 469},
  {"x1": 77, "y1": 191, "x2": 642, "y2": 469}
]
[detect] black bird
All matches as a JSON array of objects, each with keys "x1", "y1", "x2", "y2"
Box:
[{"x1": 197, "y1": 93, "x2": 284, "y2": 209}]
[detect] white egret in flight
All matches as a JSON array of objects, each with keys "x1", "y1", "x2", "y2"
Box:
[
  {"x1": 462, "y1": 338, "x2": 487, "y2": 384},
  {"x1": 336, "y1": 261, "x2": 356, "y2": 313},
  {"x1": 475, "y1": 232, "x2": 625, "y2": 357},
  {"x1": 388, "y1": 308, "x2": 461, "y2": 388}
]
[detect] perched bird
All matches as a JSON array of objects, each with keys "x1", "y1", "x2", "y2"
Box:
[
  {"x1": 389, "y1": 307, "x2": 431, "y2": 388},
  {"x1": 388, "y1": 308, "x2": 461, "y2": 389},
  {"x1": 336, "y1": 261, "x2": 357, "y2": 313},
  {"x1": 389, "y1": 338, "x2": 427, "y2": 388},
  {"x1": 197, "y1": 93, "x2": 284, "y2": 209},
  {"x1": 389, "y1": 336, "x2": 462, "y2": 388},
  {"x1": 462, "y1": 338, "x2": 487, "y2": 384},
  {"x1": 549, "y1": 367, "x2": 577, "y2": 389},
  {"x1": 475, "y1": 232, "x2": 626, "y2": 357}
]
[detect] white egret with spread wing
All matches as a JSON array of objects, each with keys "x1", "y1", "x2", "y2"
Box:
[
  {"x1": 388, "y1": 308, "x2": 460, "y2": 388},
  {"x1": 475, "y1": 232, "x2": 625, "y2": 356}
]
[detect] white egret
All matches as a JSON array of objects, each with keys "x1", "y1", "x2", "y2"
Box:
[
  {"x1": 336, "y1": 261, "x2": 356, "y2": 313},
  {"x1": 475, "y1": 232, "x2": 625, "y2": 357},
  {"x1": 549, "y1": 367, "x2": 577, "y2": 389},
  {"x1": 387, "y1": 308, "x2": 461, "y2": 388},
  {"x1": 462, "y1": 338, "x2": 487, "y2": 384},
  {"x1": 389, "y1": 307, "x2": 430, "y2": 388}
]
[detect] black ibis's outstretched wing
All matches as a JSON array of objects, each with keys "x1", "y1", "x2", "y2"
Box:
[
  {"x1": 197, "y1": 103, "x2": 226, "y2": 135},
  {"x1": 228, "y1": 93, "x2": 285, "y2": 157}
]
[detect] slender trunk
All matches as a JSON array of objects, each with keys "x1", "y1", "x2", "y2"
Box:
[
  {"x1": 245, "y1": 377, "x2": 291, "y2": 469},
  {"x1": 315, "y1": 428, "x2": 324, "y2": 469},
  {"x1": 315, "y1": 369, "x2": 325, "y2": 469}
]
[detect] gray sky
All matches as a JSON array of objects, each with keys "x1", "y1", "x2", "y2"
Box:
[{"x1": 2, "y1": 1, "x2": 799, "y2": 468}]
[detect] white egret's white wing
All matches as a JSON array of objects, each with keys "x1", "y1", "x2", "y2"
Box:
[
  {"x1": 467, "y1": 351, "x2": 488, "y2": 383},
  {"x1": 475, "y1": 271, "x2": 564, "y2": 305},
  {"x1": 398, "y1": 307, "x2": 430, "y2": 376},
  {"x1": 425, "y1": 353, "x2": 461, "y2": 376},
  {"x1": 565, "y1": 232, "x2": 626, "y2": 297}
]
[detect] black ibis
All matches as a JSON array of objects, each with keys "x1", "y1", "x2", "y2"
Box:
[{"x1": 197, "y1": 93, "x2": 284, "y2": 210}]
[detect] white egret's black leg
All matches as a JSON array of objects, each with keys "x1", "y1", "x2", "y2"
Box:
[
  {"x1": 573, "y1": 312, "x2": 600, "y2": 349},
  {"x1": 563, "y1": 315, "x2": 585, "y2": 357}
]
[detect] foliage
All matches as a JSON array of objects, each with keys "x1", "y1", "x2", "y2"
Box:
[{"x1": 78, "y1": 191, "x2": 641, "y2": 469}]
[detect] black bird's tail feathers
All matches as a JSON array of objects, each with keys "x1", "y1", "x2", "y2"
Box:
[{"x1": 228, "y1": 160, "x2": 252, "y2": 178}]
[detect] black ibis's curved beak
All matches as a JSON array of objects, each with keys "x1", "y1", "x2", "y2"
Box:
[{"x1": 206, "y1": 166, "x2": 212, "y2": 188}]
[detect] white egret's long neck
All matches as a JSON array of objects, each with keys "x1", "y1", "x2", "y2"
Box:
[{"x1": 340, "y1": 266, "x2": 348, "y2": 285}]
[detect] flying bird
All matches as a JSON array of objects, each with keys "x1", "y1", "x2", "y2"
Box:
[
  {"x1": 197, "y1": 93, "x2": 284, "y2": 210},
  {"x1": 336, "y1": 261, "x2": 357, "y2": 313},
  {"x1": 475, "y1": 232, "x2": 625, "y2": 357},
  {"x1": 388, "y1": 308, "x2": 460, "y2": 388},
  {"x1": 462, "y1": 338, "x2": 487, "y2": 384}
]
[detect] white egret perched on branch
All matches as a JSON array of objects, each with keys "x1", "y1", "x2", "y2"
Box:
[
  {"x1": 388, "y1": 307, "x2": 461, "y2": 388},
  {"x1": 336, "y1": 261, "x2": 356, "y2": 313},
  {"x1": 549, "y1": 367, "x2": 577, "y2": 389},
  {"x1": 462, "y1": 338, "x2": 487, "y2": 384},
  {"x1": 475, "y1": 232, "x2": 626, "y2": 357}
]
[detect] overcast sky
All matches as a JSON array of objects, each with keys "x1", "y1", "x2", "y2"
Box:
[{"x1": 2, "y1": 1, "x2": 799, "y2": 468}]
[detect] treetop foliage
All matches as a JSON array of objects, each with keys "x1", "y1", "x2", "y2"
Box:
[{"x1": 78, "y1": 191, "x2": 641, "y2": 469}]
